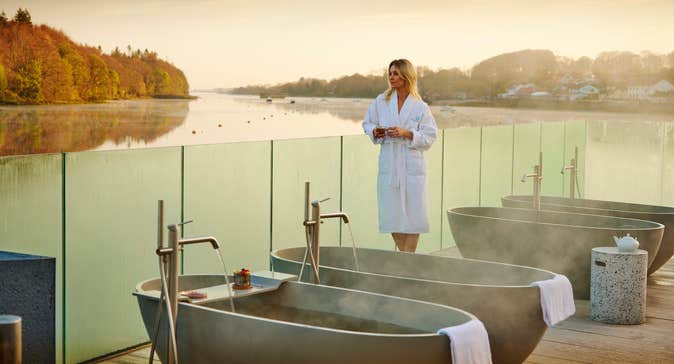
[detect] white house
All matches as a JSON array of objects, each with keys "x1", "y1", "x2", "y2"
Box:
[
  {"x1": 570, "y1": 85, "x2": 600, "y2": 100},
  {"x1": 649, "y1": 80, "x2": 674, "y2": 94},
  {"x1": 627, "y1": 86, "x2": 650, "y2": 99}
]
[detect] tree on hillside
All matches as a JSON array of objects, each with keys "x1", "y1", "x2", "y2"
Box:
[
  {"x1": 592, "y1": 51, "x2": 643, "y2": 87},
  {"x1": 88, "y1": 54, "x2": 112, "y2": 100},
  {"x1": 13, "y1": 8, "x2": 31, "y2": 24},
  {"x1": 58, "y1": 42, "x2": 90, "y2": 100},
  {"x1": 0, "y1": 11, "x2": 8, "y2": 25},
  {"x1": 0, "y1": 64, "x2": 7, "y2": 91},
  {"x1": 13, "y1": 59, "x2": 43, "y2": 102},
  {"x1": 471, "y1": 49, "x2": 559, "y2": 96}
]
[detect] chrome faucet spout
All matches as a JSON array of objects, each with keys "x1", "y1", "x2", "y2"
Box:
[
  {"x1": 320, "y1": 212, "x2": 350, "y2": 224},
  {"x1": 178, "y1": 235, "x2": 220, "y2": 250}
]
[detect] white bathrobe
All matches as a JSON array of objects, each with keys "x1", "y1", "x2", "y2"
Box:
[{"x1": 362, "y1": 91, "x2": 437, "y2": 233}]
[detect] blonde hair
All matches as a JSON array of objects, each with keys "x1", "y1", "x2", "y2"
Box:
[{"x1": 384, "y1": 59, "x2": 421, "y2": 102}]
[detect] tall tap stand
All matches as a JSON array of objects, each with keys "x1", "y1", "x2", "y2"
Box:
[
  {"x1": 570, "y1": 146, "x2": 578, "y2": 199},
  {"x1": 310, "y1": 201, "x2": 321, "y2": 284},
  {"x1": 166, "y1": 224, "x2": 180, "y2": 364}
]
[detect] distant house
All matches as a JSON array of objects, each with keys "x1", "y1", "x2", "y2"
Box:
[
  {"x1": 570, "y1": 85, "x2": 600, "y2": 101},
  {"x1": 499, "y1": 83, "x2": 537, "y2": 99},
  {"x1": 626, "y1": 80, "x2": 674, "y2": 100},
  {"x1": 559, "y1": 73, "x2": 576, "y2": 86},
  {"x1": 531, "y1": 91, "x2": 552, "y2": 98},
  {"x1": 650, "y1": 80, "x2": 674, "y2": 95},
  {"x1": 628, "y1": 86, "x2": 650, "y2": 99}
]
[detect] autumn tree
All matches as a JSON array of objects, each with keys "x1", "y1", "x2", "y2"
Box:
[
  {"x1": 88, "y1": 54, "x2": 112, "y2": 100},
  {"x1": 58, "y1": 42, "x2": 90, "y2": 100},
  {"x1": 0, "y1": 63, "x2": 7, "y2": 91},
  {"x1": 0, "y1": 11, "x2": 8, "y2": 25},
  {"x1": 13, "y1": 59, "x2": 44, "y2": 103}
]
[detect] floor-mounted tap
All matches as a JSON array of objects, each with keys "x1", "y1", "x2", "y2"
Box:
[
  {"x1": 522, "y1": 152, "x2": 543, "y2": 210},
  {"x1": 561, "y1": 146, "x2": 579, "y2": 199},
  {"x1": 300, "y1": 181, "x2": 350, "y2": 284},
  {"x1": 151, "y1": 203, "x2": 226, "y2": 364}
]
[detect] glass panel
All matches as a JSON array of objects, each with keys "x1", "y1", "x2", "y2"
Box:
[
  {"x1": 563, "y1": 121, "x2": 587, "y2": 199},
  {"x1": 442, "y1": 127, "x2": 481, "y2": 248},
  {"x1": 341, "y1": 135, "x2": 391, "y2": 250},
  {"x1": 183, "y1": 142, "x2": 271, "y2": 274},
  {"x1": 663, "y1": 123, "x2": 674, "y2": 206},
  {"x1": 0, "y1": 154, "x2": 63, "y2": 364},
  {"x1": 271, "y1": 137, "x2": 341, "y2": 251},
  {"x1": 585, "y1": 121, "x2": 663, "y2": 204},
  {"x1": 65, "y1": 147, "x2": 181, "y2": 363},
  {"x1": 512, "y1": 123, "x2": 541, "y2": 197},
  {"x1": 540, "y1": 122, "x2": 565, "y2": 196},
  {"x1": 419, "y1": 133, "x2": 443, "y2": 253},
  {"x1": 480, "y1": 125, "x2": 513, "y2": 206}
]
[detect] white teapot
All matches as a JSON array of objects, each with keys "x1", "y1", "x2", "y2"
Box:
[{"x1": 613, "y1": 233, "x2": 639, "y2": 253}]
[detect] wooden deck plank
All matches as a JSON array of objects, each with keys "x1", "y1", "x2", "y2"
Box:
[{"x1": 524, "y1": 353, "x2": 589, "y2": 364}]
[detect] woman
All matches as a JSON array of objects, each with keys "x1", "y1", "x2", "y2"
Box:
[{"x1": 362, "y1": 59, "x2": 437, "y2": 253}]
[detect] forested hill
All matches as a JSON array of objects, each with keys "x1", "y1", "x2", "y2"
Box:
[
  {"x1": 232, "y1": 49, "x2": 674, "y2": 102},
  {"x1": 0, "y1": 9, "x2": 190, "y2": 105}
]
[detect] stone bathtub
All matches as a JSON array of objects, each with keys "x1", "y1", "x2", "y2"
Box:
[
  {"x1": 271, "y1": 246, "x2": 558, "y2": 364},
  {"x1": 134, "y1": 273, "x2": 479, "y2": 364},
  {"x1": 501, "y1": 195, "x2": 674, "y2": 275},
  {"x1": 447, "y1": 207, "x2": 664, "y2": 299}
]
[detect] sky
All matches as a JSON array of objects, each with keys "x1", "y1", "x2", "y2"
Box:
[{"x1": 3, "y1": 0, "x2": 674, "y2": 89}]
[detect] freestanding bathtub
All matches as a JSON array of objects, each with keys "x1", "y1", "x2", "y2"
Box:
[
  {"x1": 502, "y1": 195, "x2": 674, "y2": 275},
  {"x1": 134, "y1": 273, "x2": 478, "y2": 364},
  {"x1": 448, "y1": 207, "x2": 664, "y2": 299},
  {"x1": 272, "y1": 246, "x2": 558, "y2": 364}
]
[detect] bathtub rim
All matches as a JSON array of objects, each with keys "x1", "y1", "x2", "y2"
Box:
[
  {"x1": 502, "y1": 194, "x2": 674, "y2": 216},
  {"x1": 448, "y1": 206, "x2": 665, "y2": 231},
  {"x1": 271, "y1": 246, "x2": 558, "y2": 289},
  {"x1": 133, "y1": 275, "x2": 477, "y2": 338}
]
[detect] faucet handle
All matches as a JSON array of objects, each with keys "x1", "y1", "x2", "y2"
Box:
[
  {"x1": 167, "y1": 219, "x2": 194, "y2": 231},
  {"x1": 311, "y1": 197, "x2": 331, "y2": 206}
]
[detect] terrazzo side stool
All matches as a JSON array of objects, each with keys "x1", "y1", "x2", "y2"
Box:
[{"x1": 590, "y1": 247, "x2": 647, "y2": 324}]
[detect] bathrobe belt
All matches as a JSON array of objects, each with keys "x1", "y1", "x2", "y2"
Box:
[{"x1": 388, "y1": 141, "x2": 407, "y2": 217}]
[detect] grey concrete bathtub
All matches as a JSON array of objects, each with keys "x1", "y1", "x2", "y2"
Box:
[
  {"x1": 134, "y1": 274, "x2": 476, "y2": 364},
  {"x1": 271, "y1": 246, "x2": 556, "y2": 364},
  {"x1": 447, "y1": 207, "x2": 664, "y2": 299},
  {"x1": 502, "y1": 195, "x2": 674, "y2": 275}
]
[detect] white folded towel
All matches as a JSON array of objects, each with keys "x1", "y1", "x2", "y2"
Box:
[
  {"x1": 531, "y1": 274, "x2": 576, "y2": 326},
  {"x1": 437, "y1": 319, "x2": 493, "y2": 364}
]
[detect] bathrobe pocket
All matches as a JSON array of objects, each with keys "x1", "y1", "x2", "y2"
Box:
[{"x1": 406, "y1": 150, "x2": 425, "y2": 176}]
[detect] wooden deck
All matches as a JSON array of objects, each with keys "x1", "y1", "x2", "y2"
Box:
[{"x1": 97, "y1": 251, "x2": 674, "y2": 364}]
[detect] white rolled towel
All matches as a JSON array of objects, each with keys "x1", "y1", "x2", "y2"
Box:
[
  {"x1": 531, "y1": 274, "x2": 576, "y2": 326},
  {"x1": 437, "y1": 319, "x2": 492, "y2": 364}
]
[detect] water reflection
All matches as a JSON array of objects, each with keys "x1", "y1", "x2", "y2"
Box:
[
  {"x1": 2, "y1": 92, "x2": 674, "y2": 157},
  {"x1": 0, "y1": 100, "x2": 189, "y2": 156}
]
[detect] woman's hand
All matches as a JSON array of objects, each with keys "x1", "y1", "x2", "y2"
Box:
[
  {"x1": 373, "y1": 127, "x2": 386, "y2": 139},
  {"x1": 386, "y1": 127, "x2": 413, "y2": 140}
]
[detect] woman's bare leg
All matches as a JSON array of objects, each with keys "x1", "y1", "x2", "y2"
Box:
[
  {"x1": 405, "y1": 234, "x2": 420, "y2": 253},
  {"x1": 392, "y1": 233, "x2": 418, "y2": 252},
  {"x1": 392, "y1": 233, "x2": 406, "y2": 251}
]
